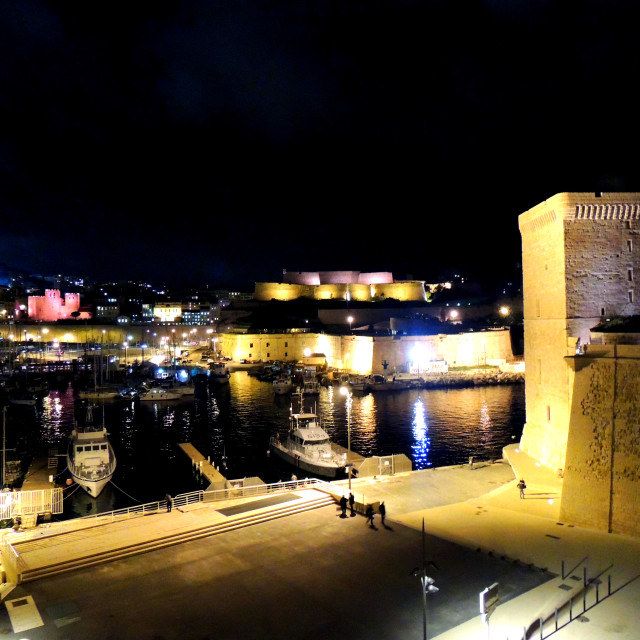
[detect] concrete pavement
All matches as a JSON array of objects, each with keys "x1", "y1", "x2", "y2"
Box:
[{"x1": 1, "y1": 445, "x2": 639, "y2": 639}]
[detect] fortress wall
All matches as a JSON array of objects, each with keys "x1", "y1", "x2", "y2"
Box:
[
  {"x1": 519, "y1": 199, "x2": 572, "y2": 469},
  {"x1": 221, "y1": 333, "x2": 345, "y2": 369},
  {"x1": 373, "y1": 282, "x2": 427, "y2": 302},
  {"x1": 561, "y1": 350, "x2": 640, "y2": 536},
  {"x1": 253, "y1": 282, "x2": 314, "y2": 301},
  {"x1": 314, "y1": 284, "x2": 371, "y2": 301},
  {"x1": 318, "y1": 271, "x2": 360, "y2": 284},
  {"x1": 371, "y1": 330, "x2": 513, "y2": 374},
  {"x1": 282, "y1": 272, "x2": 320, "y2": 285},
  {"x1": 218, "y1": 329, "x2": 513, "y2": 376},
  {"x1": 358, "y1": 272, "x2": 394, "y2": 284},
  {"x1": 565, "y1": 218, "x2": 640, "y2": 321}
]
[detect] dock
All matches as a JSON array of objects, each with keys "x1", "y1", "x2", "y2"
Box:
[
  {"x1": 20, "y1": 449, "x2": 59, "y2": 492},
  {"x1": 178, "y1": 443, "x2": 227, "y2": 490}
]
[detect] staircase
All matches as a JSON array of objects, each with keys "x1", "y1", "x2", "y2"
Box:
[{"x1": 10, "y1": 493, "x2": 337, "y2": 584}]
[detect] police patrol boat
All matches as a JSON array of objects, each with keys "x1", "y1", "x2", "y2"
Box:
[
  {"x1": 269, "y1": 393, "x2": 346, "y2": 478},
  {"x1": 67, "y1": 403, "x2": 117, "y2": 498}
]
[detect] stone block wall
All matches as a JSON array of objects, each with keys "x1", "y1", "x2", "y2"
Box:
[
  {"x1": 519, "y1": 193, "x2": 640, "y2": 473},
  {"x1": 561, "y1": 348, "x2": 640, "y2": 536}
]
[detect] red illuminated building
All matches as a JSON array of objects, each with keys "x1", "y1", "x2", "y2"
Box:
[{"x1": 27, "y1": 289, "x2": 91, "y2": 321}]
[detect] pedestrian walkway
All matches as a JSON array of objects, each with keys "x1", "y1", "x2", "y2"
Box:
[
  {"x1": 1, "y1": 489, "x2": 334, "y2": 584},
  {"x1": 2, "y1": 445, "x2": 639, "y2": 639}
]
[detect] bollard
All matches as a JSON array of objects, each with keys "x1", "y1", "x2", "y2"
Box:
[
  {"x1": 561, "y1": 560, "x2": 565, "y2": 579},
  {"x1": 555, "y1": 608, "x2": 558, "y2": 630},
  {"x1": 583, "y1": 566, "x2": 587, "y2": 587},
  {"x1": 596, "y1": 581, "x2": 599, "y2": 602},
  {"x1": 608, "y1": 574, "x2": 612, "y2": 596},
  {"x1": 539, "y1": 617, "x2": 543, "y2": 639},
  {"x1": 569, "y1": 597, "x2": 573, "y2": 621}
]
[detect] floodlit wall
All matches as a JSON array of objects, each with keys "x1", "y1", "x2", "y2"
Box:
[
  {"x1": 561, "y1": 346, "x2": 640, "y2": 536},
  {"x1": 372, "y1": 282, "x2": 427, "y2": 301},
  {"x1": 519, "y1": 192, "x2": 640, "y2": 472},
  {"x1": 28, "y1": 289, "x2": 82, "y2": 321},
  {"x1": 253, "y1": 282, "x2": 315, "y2": 301},
  {"x1": 254, "y1": 280, "x2": 426, "y2": 302},
  {"x1": 219, "y1": 329, "x2": 513, "y2": 375}
]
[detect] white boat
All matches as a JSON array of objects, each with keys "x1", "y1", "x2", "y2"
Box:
[
  {"x1": 138, "y1": 387, "x2": 181, "y2": 401},
  {"x1": 273, "y1": 374, "x2": 293, "y2": 395},
  {"x1": 300, "y1": 377, "x2": 321, "y2": 395},
  {"x1": 67, "y1": 404, "x2": 116, "y2": 498},
  {"x1": 209, "y1": 362, "x2": 230, "y2": 384},
  {"x1": 347, "y1": 374, "x2": 368, "y2": 393},
  {"x1": 269, "y1": 403, "x2": 346, "y2": 478}
]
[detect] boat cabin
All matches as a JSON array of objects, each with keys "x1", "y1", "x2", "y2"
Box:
[
  {"x1": 290, "y1": 414, "x2": 331, "y2": 445},
  {"x1": 73, "y1": 429, "x2": 110, "y2": 467}
]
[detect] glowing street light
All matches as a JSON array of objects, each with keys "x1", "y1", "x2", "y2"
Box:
[
  {"x1": 499, "y1": 306, "x2": 510, "y2": 317},
  {"x1": 347, "y1": 315, "x2": 353, "y2": 333},
  {"x1": 339, "y1": 386, "x2": 353, "y2": 490}
]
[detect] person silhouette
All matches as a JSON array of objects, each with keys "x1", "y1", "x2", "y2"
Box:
[
  {"x1": 339, "y1": 495, "x2": 348, "y2": 518},
  {"x1": 365, "y1": 504, "x2": 375, "y2": 528},
  {"x1": 379, "y1": 501, "x2": 386, "y2": 526},
  {"x1": 348, "y1": 492, "x2": 355, "y2": 517}
]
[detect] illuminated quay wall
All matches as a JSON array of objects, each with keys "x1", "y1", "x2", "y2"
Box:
[
  {"x1": 562, "y1": 344, "x2": 640, "y2": 536},
  {"x1": 519, "y1": 192, "x2": 640, "y2": 474},
  {"x1": 219, "y1": 328, "x2": 513, "y2": 375},
  {"x1": 371, "y1": 329, "x2": 513, "y2": 374},
  {"x1": 0, "y1": 324, "x2": 215, "y2": 349}
]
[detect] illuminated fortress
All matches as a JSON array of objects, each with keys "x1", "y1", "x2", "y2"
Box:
[
  {"x1": 519, "y1": 192, "x2": 640, "y2": 536},
  {"x1": 254, "y1": 270, "x2": 427, "y2": 302}
]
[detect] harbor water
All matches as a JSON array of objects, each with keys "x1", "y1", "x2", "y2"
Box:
[{"x1": 4, "y1": 371, "x2": 525, "y2": 519}]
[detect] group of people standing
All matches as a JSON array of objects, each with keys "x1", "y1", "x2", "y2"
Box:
[
  {"x1": 339, "y1": 492, "x2": 356, "y2": 518},
  {"x1": 339, "y1": 493, "x2": 387, "y2": 528}
]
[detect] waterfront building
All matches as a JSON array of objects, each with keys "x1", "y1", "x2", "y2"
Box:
[
  {"x1": 153, "y1": 302, "x2": 182, "y2": 323},
  {"x1": 519, "y1": 192, "x2": 640, "y2": 536},
  {"x1": 95, "y1": 302, "x2": 120, "y2": 321}
]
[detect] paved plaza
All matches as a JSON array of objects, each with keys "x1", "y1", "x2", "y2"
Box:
[{"x1": 1, "y1": 445, "x2": 639, "y2": 639}]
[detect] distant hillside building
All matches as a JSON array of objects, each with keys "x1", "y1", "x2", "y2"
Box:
[
  {"x1": 254, "y1": 270, "x2": 427, "y2": 302},
  {"x1": 27, "y1": 289, "x2": 90, "y2": 321},
  {"x1": 519, "y1": 192, "x2": 640, "y2": 536}
]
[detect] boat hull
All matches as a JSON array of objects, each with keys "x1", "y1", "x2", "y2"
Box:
[
  {"x1": 269, "y1": 440, "x2": 343, "y2": 478},
  {"x1": 69, "y1": 469, "x2": 115, "y2": 498}
]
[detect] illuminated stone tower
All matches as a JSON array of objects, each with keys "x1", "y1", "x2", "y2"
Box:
[{"x1": 518, "y1": 192, "x2": 640, "y2": 473}]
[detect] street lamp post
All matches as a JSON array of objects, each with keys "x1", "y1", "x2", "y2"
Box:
[
  {"x1": 411, "y1": 518, "x2": 439, "y2": 640},
  {"x1": 339, "y1": 386, "x2": 352, "y2": 490}
]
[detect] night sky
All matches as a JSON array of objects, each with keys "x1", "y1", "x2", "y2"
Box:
[{"x1": 1, "y1": 1, "x2": 638, "y2": 290}]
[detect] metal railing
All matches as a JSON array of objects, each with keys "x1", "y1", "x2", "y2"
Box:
[
  {"x1": 511, "y1": 562, "x2": 639, "y2": 640},
  {"x1": 75, "y1": 477, "x2": 366, "y2": 524}
]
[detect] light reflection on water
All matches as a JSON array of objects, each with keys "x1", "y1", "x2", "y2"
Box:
[
  {"x1": 412, "y1": 399, "x2": 430, "y2": 469},
  {"x1": 5, "y1": 371, "x2": 525, "y2": 513}
]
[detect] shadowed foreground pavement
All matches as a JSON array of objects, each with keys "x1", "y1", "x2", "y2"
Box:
[{"x1": 1, "y1": 447, "x2": 639, "y2": 639}]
